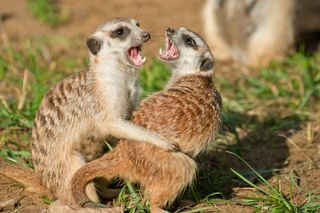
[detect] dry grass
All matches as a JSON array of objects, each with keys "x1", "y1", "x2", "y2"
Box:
[{"x1": 0, "y1": 4, "x2": 319, "y2": 210}]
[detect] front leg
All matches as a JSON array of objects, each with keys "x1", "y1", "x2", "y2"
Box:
[{"x1": 107, "y1": 120, "x2": 179, "y2": 151}]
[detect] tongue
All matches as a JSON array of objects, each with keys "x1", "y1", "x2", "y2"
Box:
[
  {"x1": 129, "y1": 47, "x2": 146, "y2": 67},
  {"x1": 159, "y1": 41, "x2": 179, "y2": 60},
  {"x1": 130, "y1": 48, "x2": 138, "y2": 57}
]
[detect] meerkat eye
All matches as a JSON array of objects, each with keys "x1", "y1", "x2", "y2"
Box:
[
  {"x1": 186, "y1": 38, "x2": 195, "y2": 46},
  {"x1": 116, "y1": 28, "x2": 124, "y2": 35},
  {"x1": 183, "y1": 35, "x2": 196, "y2": 47},
  {"x1": 111, "y1": 27, "x2": 130, "y2": 39},
  {"x1": 136, "y1": 22, "x2": 140, "y2": 27}
]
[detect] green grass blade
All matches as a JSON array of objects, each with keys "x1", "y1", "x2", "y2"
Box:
[
  {"x1": 227, "y1": 151, "x2": 279, "y2": 193},
  {"x1": 230, "y1": 168, "x2": 268, "y2": 195}
]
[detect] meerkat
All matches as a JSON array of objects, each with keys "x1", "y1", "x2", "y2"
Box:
[
  {"x1": 0, "y1": 18, "x2": 178, "y2": 205},
  {"x1": 202, "y1": 0, "x2": 296, "y2": 67},
  {"x1": 69, "y1": 27, "x2": 222, "y2": 213}
]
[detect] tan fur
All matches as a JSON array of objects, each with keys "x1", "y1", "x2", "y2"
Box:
[
  {"x1": 48, "y1": 200, "x2": 123, "y2": 213},
  {"x1": 202, "y1": 0, "x2": 296, "y2": 67},
  {"x1": 202, "y1": 0, "x2": 233, "y2": 62},
  {"x1": 0, "y1": 18, "x2": 177, "y2": 205},
  {"x1": 71, "y1": 27, "x2": 222, "y2": 212},
  {"x1": 0, "y1": 160, "x2": 50, "y2": 197}
]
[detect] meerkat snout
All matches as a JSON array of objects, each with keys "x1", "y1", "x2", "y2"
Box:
[
  {"x1": 87, "y1": 18, "x2": 150, "y2": 68},
  {"x1": 159, "y1": 27, "x2": 214, "y2": 74},
  {"x1": 166, "y1": 27, "x2": 175, "y2": 36},
  {"x1": 141, "y1": 31, "x2": 151, "y2": 42}
]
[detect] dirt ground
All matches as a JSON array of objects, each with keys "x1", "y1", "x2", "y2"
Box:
[{"x1": 0, "y1": 0, "x2": 319, "y2": 212}]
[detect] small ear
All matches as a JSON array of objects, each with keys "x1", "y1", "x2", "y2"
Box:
[
  {"x1": 86, "y1": 37, "x2": 102, "y2": 55},
  {"x1": 200, "y1": 58, "x2": 214, "y2": 71}
]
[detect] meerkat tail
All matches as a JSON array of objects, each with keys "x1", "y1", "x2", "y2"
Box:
[
  {"x1": 71, "y1": 153, "x2": 123, "y2": 205},
  {"x1": 0, "y1": 160, "x2": 49, "y2": 197}
]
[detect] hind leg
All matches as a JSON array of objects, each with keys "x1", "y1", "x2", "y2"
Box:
[
  {"x1": 145, "y1": 158, "x2": 197, "y2": 213},
  {"x1": 144, "y1": 178, "x2": 188, "y2": 213},
  {"x1": 49, "y1": 153, "x2": 99, "y2": 204},
  {"x1": 147, "y1": 184, "x2": 178, "y2": 213}
]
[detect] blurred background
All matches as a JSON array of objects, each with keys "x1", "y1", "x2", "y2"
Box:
[
  {"x1": 0, "y1": 0, "x2": 319, "y2": 212},
  {"x1": 0, "y1": 0, "x2": 204, "y2": 55}
]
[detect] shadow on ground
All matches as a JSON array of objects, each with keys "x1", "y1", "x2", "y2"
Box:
[{"x1": 181, "y1": 110, "x2": 305, "y2": 203}]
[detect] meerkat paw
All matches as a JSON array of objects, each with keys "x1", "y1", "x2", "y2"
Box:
[
  {"x1": 157, "y1": 139, "x2": 180, "y2": 152},
  {"x1": 167, "y1": 141, "x2": 180, "y2": 152}
]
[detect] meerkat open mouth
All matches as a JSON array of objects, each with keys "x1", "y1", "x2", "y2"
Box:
[
  {"x1": 128, "y1": 45, "x2": 146, "y2": 67},
  {"x1": 159, "y1": 38, "x2": 180, "y2": 61}
]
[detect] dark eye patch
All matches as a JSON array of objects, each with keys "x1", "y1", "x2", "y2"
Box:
[
  {"x1": 110, "y1": 26, "x2": 131, "y2": 40},
  {"x1": 136, "y1": 22, "x2": 140, "y2": 27},
  {"x1": 182, "y1": 34, "x2": 197, "y2": 49}
]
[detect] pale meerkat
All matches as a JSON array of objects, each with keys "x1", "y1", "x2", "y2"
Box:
[
  {"x1": 70, "y1": 27, "x2": 222, "y2": 213},
  {"x1": 202, "y1": 0, "x2": 296, "y2": 67},
  {"x1": 0, "y1": 18, "x2": 178, "y2": 205}
]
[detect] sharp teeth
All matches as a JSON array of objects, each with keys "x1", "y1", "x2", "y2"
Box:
[
  {"x1": 142, "y1": 56, "x2": 146, "y2": 63},
  {"x1": 159, "y1": 48, "x2": 163, "y2": 55}
]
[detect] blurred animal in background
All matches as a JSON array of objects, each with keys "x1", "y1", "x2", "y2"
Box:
[{"x1": 202, "y1": 0, "x2": 320, "y2": 67}]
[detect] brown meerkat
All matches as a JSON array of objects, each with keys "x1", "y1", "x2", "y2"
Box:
[
  {"x1": 202, "y1": 0, "x2": 296, "y2": 67},
  {"x1": 70, "y1": 27, "x2": 222, "y2": 213},
  {"x1": 0, "y1": 18, "x2": 178, "y2": 205}
]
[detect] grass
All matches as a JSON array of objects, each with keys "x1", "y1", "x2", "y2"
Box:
[
  {"x1": 218, "y1": 52, "x2": 320, "y2": 111},
  {"x1": 139, "y1": 60, "x2": 170, "y2": 97},
  {"x1": 27, "y1": 0, "x2": 70, "y2": 26},
  {"x1": 0, "y1": 36, "x2": 319, "y2": 212},
  {"x1": 0, "y1": 38, "x2": 76, "y2": 166},
  {"x1": 228, "y1": 151, "x2": 320, "y2": 213}
]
